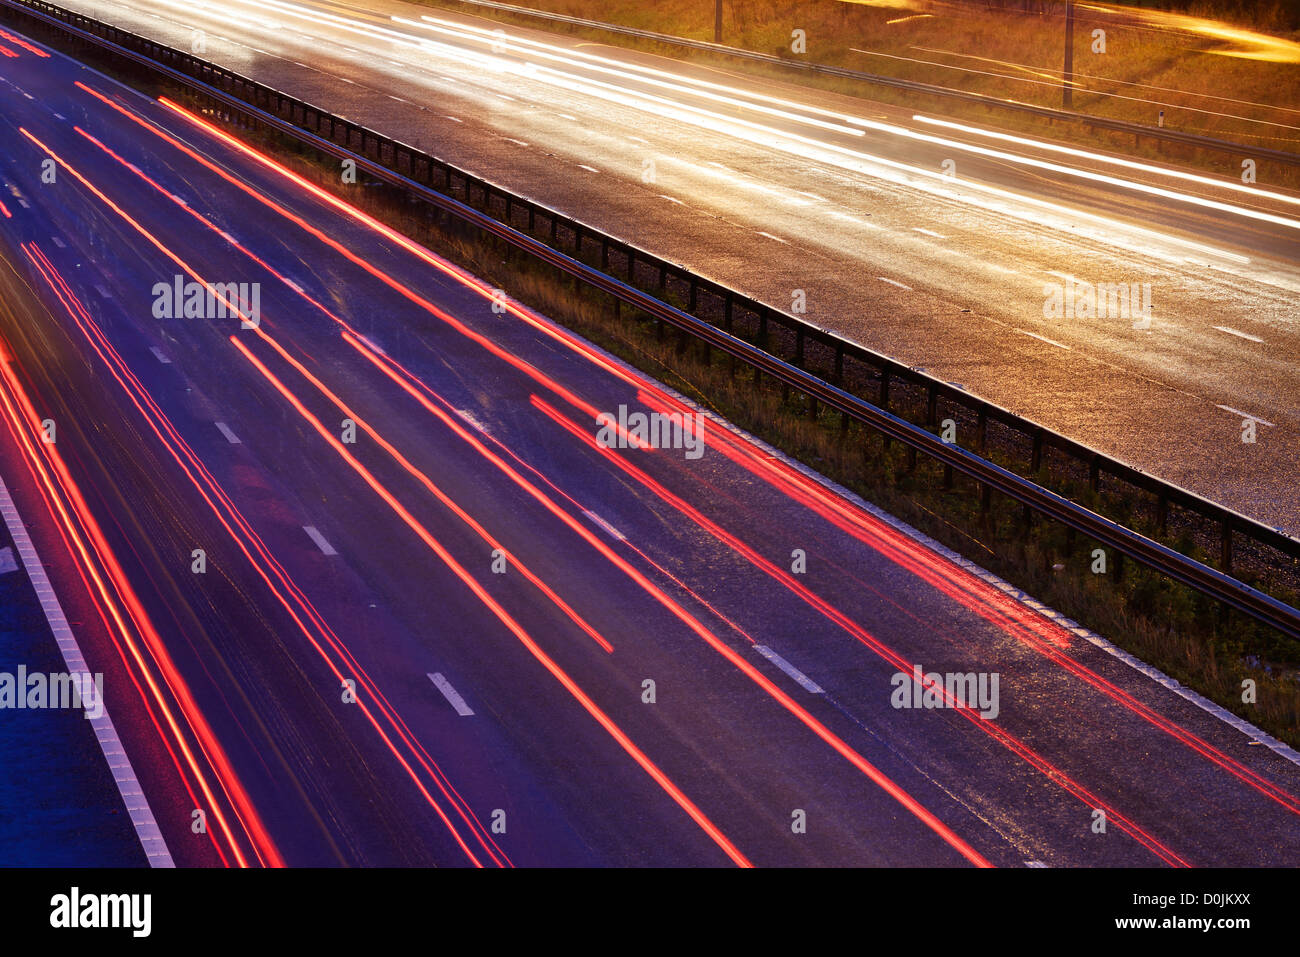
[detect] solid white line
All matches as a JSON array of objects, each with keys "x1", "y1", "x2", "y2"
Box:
[
  {"x1": 582, "y1": 510, "x2": 625, "y2": 541},
  {"x1": 757, "y1": 231, "x2": 789, "y2": 244},
  {"x1": 0, "y1": 473, "x2": 174, "y2": 866},
  {"x1": 1212, "y1": 326, "x2": 1264, "y2": 343},
  {"x1": 1216, "y1": 404, "x2": 1275, "y2": 427},
  {"x1": 427, "y1": 672, "x2": 474, "y2": 716},
  {"x1": 214, "y1": 422, "x2": 241, "y2": 445},
  {"x1": 877, "y1": 277, "x2": 912, "y2": 290},
  {"x1": 1016, "y1": 329, "x2": 1071, "y2": 351},
  {"x1": 754, "y1": 646, "x2": 823, "y2": 694},
  {"x1": 303, "y1": 525, "x2": 338, "y2": 555},
  {"x1": 149, "y1": 346, "x2": 170, "y2": 364}
]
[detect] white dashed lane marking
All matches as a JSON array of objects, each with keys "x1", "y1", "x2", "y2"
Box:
[
  {"x1": 1216, "y1": 405, "x2": 1274, "y2": 427},
  {"x1": 754, "y1": 646, "x2": 823, "y2": 694},
  {"x1": 303, "y1": 525, "x2": 337, "y2": 555},
  {"x1": 582, "y1": 510, "x2": 625, "y2": 541},
  {"x1": 877, "y1": 277, "x2": 912, "y2": 290},
  {"x1": 428, "y1": 672, "x2": 474, "y2": 716},
  {"x1": 214, "y1": 422, "x2": 241, "y2": 444},
  {"x1": 1016, "y1": 329, "x2": 1071, "y2": 351},
  {"x1": 1213, "y1": 326, "x2": 1264, "y2": 343},
  {"x1": 149, "y1": 346, "x2": 170, "y2": 364}
]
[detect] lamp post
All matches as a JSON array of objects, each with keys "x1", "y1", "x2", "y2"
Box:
[{"x1": 1063, "y1": 0, "x2": 1075, "y2": 109}]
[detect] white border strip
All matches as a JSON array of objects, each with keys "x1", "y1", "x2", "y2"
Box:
[{"x1": 0, "y1": 472, "x2": 175, "y2": 866}]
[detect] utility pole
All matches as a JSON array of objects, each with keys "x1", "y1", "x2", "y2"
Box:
[
  {"x1": 1063, "y1": 0, "x2": 1075, "y2": 109},
  {"x1": 714, "y1": 0, "x2": 722, "y2": 44}
]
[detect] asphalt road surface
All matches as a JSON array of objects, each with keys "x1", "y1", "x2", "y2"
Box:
[
  {"x1": 0, "y1": 23, "x2": 1298, "y2": 867},
  {"x1": 34, "y1": 0, "x2": 1300, "y2": 536}
]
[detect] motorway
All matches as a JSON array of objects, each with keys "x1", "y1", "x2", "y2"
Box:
[
  {"x1": 1, "y1": 23, "x2": 1299, "y2": 867},
  {"x1": 25, "y1": 0, "x2": 1300, "y2": 537}
]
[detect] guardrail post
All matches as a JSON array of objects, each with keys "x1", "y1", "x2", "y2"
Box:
[
  {"x1": 926, "y1": 383, "x2": 937, "y2": 427},
  {"x1": 1089, "y1": 454, "x2": 1100, "y2": 491},
  {"x1": 977, "y1": 408, "x2": 987, "y2": 453},
  {"x1": 1221, "y1": 519, "x2": 1233, "y2": 574},
  {"x1": 1156, "y1": 493, "x2": 1168, "y2": 535},
  {"x1": 1031, "y1": 428, "x2": 1043, "y2": 473},
  {"x1": 688, "y1": 278, "x2": 698, "y2": 313},
  {"x1": 601, "y1": 238, "x2": 608, "y2": 269}
]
